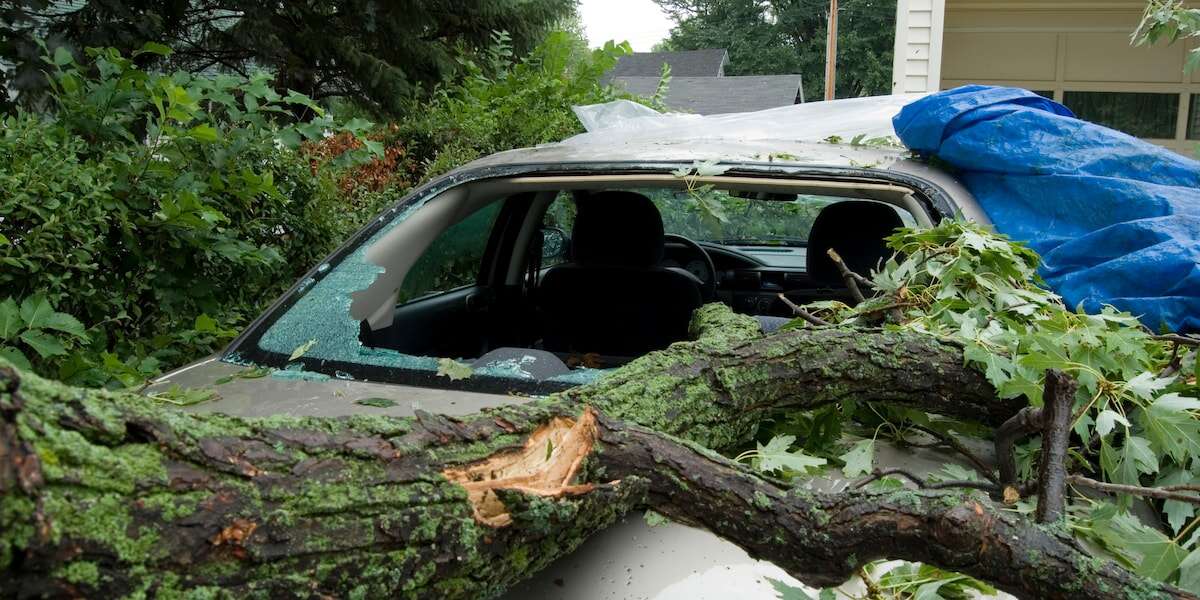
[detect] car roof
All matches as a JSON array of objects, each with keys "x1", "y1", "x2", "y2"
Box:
[{"x1": 456, "y1": 138, "x2": 914, "y2": 172}]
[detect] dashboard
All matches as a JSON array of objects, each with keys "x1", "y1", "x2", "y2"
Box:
[{"x1": 662, "y1": 241, "x2": 851, "y2": 317}]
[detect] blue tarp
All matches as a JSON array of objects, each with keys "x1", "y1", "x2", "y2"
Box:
[{"x1": 894, "y1": 85, "x2": 1200, "y2": 334}]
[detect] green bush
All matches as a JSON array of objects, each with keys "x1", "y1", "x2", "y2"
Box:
[
  {"x1": 1, "y1": 32, "x2": 638, "y2": 387},
  {"x1": 389, "y1": 32, "x2": 635, "y2": 182},
  {"x1": 0, "y1": 44, "x2": 388, "y2": 386}
]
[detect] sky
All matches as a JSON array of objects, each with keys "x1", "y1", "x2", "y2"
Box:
[{"x1": 578, "y1": 0, "x2": 675, "y2": 51}]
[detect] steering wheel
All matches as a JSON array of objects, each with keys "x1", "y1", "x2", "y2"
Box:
[{"x1": 663, "y1": 233, "x2": 717, "y2": 301}]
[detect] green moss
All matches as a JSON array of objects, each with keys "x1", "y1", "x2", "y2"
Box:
[
  {"x1": 56, "y1": 560, "x2": 101, "y2": 586},
  {"x1": 753, "y1": 490, "x2": 773, "y2": 509},
  {"x1": 43, "y1": 493, "x2": 162, "y2": 565}
]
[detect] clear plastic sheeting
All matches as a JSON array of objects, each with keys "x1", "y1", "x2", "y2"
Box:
[
  {"x1": 566, "y1": 95, "x2": 920, "y2": 146},
  {"x1": 895, "y1": 85, "x2": 1200, "y2": 333}
]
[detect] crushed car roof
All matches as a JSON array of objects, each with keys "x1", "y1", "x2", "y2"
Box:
[{"x1": 458, "y1": 95, "x2": 921, "y2": 172}]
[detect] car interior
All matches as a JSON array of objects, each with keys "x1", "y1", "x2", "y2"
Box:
[{"x1": 352, "y1": 174, "x2": 928, "y2": 377}]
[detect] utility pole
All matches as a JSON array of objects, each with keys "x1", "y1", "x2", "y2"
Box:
[{"x1": 824, "y1": 0, "x2": 838, "y2": 101}]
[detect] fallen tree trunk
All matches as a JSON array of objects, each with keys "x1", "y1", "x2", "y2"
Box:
[{"x1": 0, "y1": 307, "x2": 1188, "y2": 599}]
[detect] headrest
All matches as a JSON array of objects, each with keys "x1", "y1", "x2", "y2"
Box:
[
  {"x1": 806, "y1": 201, "x2": 904, "y2": 286},
  {"x1": 571, "y1": 191, "x2": 665, "y2": 267}
]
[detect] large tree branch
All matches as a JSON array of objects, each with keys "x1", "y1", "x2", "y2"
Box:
[
  {"x1": 591, "y1": 411, "x2": 1193, "y2": 600},
  {"x1": 0, "y1": 305, "x2": 1183, "y2": 599}
]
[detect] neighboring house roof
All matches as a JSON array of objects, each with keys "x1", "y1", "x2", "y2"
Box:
[
  {"x1": 612, "y1": 75, "x2": 804, "y2": 115},
  {"x1": 608, "y1": 49, "x2": 729, "y2": 77}
]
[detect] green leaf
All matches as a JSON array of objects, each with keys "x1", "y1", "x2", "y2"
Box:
[
  {"x1": 1101, "y1": 435, "x2": 1159, "y2": 488},
  {"x1": 436, "y1": 358, "x2": 473, "y2": 381},
  {"x1": 1126, "y1": 372, "x2": 1174, "y2": 401},
  {"x1": 765, "y1": 578, "x2": 818, "y2": 600},
  {"x1": 1180, "y1": 548, "x2": 1200, "y2": 594},
  {"x1": 1141, "y1": 394, "x2": 1200, "y2": 464},
  {"x1": 41, "y1": 312, "x2": 87, "y2": 338},
  {"x1": 693, "y1": 159, "x2": 730, "y2": 177},
  {"x1": 0, "y1": 346, "x2": 32, "y2": 371},
  {"x1": 0, "y1": 298, "x2": 21, "y2": 340},
  {"x1": 18, "y1": 294, "x2": 55, "y2": 329},
  {"x1": 52, "y1": 46, "x2": 73, "y2": 66},
  {"x1": 149, "y1": 385, "x2": 218, "y2": 406},
  {"x1": 0, "y1": 233, "x2": 9, "y2": 246},
  {"x1": 193, "y1": 314, "x2": 218, "y2": 333},
  {"x1": 135, "y1": 41, "x2": 173, "y2": 57},
  {"x1": 1095, "y1": 409, "x2": 1130, "y2": 437},
  {"x1": 355, "y1": 397, "x2": 398, "y2": 408},
  {"x1": 188, "y1": 124, "x2": 219, "y2": 142},
  {"x1": 643, "y1": 510, "x2": 670, "y2": 528},
  {"x1": 755, "y1": 435, "x2": 826, "y2": 475},
  {"x1": 18, "y1": 330, "x2": 67, "y2": 358},
  {"x1": 363, "y1": 139, "x2": 385, "y2": 157},
  {"x1": 838, "y1": 439, "x2": 874, "y2": 477},
  {"x1": 912, "y1": 580, "x2": 948, "y2": 600},
  {"x1": 289, "y1": 339, "x2": 317, "y2": 361}
]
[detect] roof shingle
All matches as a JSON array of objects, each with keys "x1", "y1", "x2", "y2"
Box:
[
  {"x1": 612, "y1": 75, "x2": 803, "y2": 115},
  {"x1": 607, "y1": 49, "x2": 729, "y2": 77}
]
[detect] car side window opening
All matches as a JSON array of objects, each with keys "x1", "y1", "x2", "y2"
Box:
[{"x1": 395, "y1": 200, "x2": 504, "y2": 305}]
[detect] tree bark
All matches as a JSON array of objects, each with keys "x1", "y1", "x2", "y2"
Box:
[{"x1": 0, "y1": 306, "x2": 1189, "y2": 599}]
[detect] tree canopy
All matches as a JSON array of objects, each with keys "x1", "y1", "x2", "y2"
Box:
[
  {"x1": 0, "y1": 0, "x2": 576, "y2": 114},
  {"x1": 652, "y1": 0, "x2": 896, "y2": 99}
]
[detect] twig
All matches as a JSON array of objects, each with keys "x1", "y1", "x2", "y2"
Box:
[
  {"x1": 1161, "y1": 348, "x2": 1195, "y2": 379},
  {"x1": 905, "y1": 423, "x2": 999, "y2": 485},
  {"x1": 853, "y1": 468, "x2": 1000, "y2": 493},
  {"x1": 1036, "y1": 370, "x2": 1077, "y2": 523},
  {"x1": 1150, "y1": 334, "x2": 1200, "y2": 347},
  {"x1": 994, "y1": 406, "x2": 1044, "y2": 487},
  {"x1": 1067, "y1": 475, "x2": 1200, "y2": 506},
  {"x1": 826, "y1": 248, "x2": 868, "y2": 304},
  {"x1": 858, "y1": 566, "x2": 885, "y2": 600},
  {"x1": 776, "y1": 293, "x2": 832, "y2": 327}
]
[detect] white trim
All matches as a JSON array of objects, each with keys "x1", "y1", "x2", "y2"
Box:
[
  {"x1": 892, "y1": 0, "x2": 910, "y2": 93},
  {"x1": 929, "y1": 0, "x2": 946, "y2": 92},
  {"x1": 892, "y1": 0, "x2": 946, "y2": 94}
]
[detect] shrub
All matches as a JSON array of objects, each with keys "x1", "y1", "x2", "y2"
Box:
[
  {"x1": 388, "y1": 32, "x2": 635, "y2": 182},
  {"x1": 0, "y1": 44, "x2": 386, "y2": 386}
]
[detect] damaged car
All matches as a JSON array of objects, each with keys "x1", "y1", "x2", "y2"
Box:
[{"x1": 148, "y1": 107, "x2": 1001, "y2": 597}]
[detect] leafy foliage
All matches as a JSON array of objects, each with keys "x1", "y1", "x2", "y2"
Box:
[
  {"x1": 653, "y1": 0, "x2": 897, "y2": 98},
  {"x1": 1134, "y1": 0, "x2": 1200, "y2": 71},
  {"x1": 771, "y1": 220, "x2": 1200, "y2": 593},
  {"x1": 0, "y1": 0, "x2": 577, "y2": 114},
  {"x1": 380, "y1": 31, "x2": 635, "y2": 183},
  {"x1": 0, "y1": 43, "x2": 393, "y2": 386},
  {"x1": 0, "y1": 295, "x2": 88, "y2": 371}
]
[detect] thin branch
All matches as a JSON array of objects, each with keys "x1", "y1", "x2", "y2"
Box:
[
  {"x1": 1162, "y1": 348, "x2": 1195, "y2": 378},
  {"x1": 994, "y1": 406, "x2": 1044, "y2": 487},
  {"x1": 905, "y1": 423, "x2": 999, "y2": 485},
  {"x1": 826, "y1": 248, "x2": 867, "y2": 304},
  {"x1": 853, "y1": 468, "x2": 1000, "y2": 493},
  {"x1": 777, "y1": 293, "x2": 832, "y2": 327},
  {"x1": 1068, "y1": 475, "x2": 1200, "y2": 506},
  {"x1": 1151, "y1": 334, "x2": 1200, "y2": 347}
]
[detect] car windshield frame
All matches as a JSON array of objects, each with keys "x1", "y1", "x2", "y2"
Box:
[{"x1": 221, "y1": 160, "x2": 960, "y2": 394}]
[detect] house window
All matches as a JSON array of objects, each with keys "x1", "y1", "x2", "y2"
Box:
[
  {"x1": 1062, "y1": 91, "x2": 1178, "y2": 139},
  {"x1": 1187, "y1": 95, "x2": 1200, "y2": 140}
]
